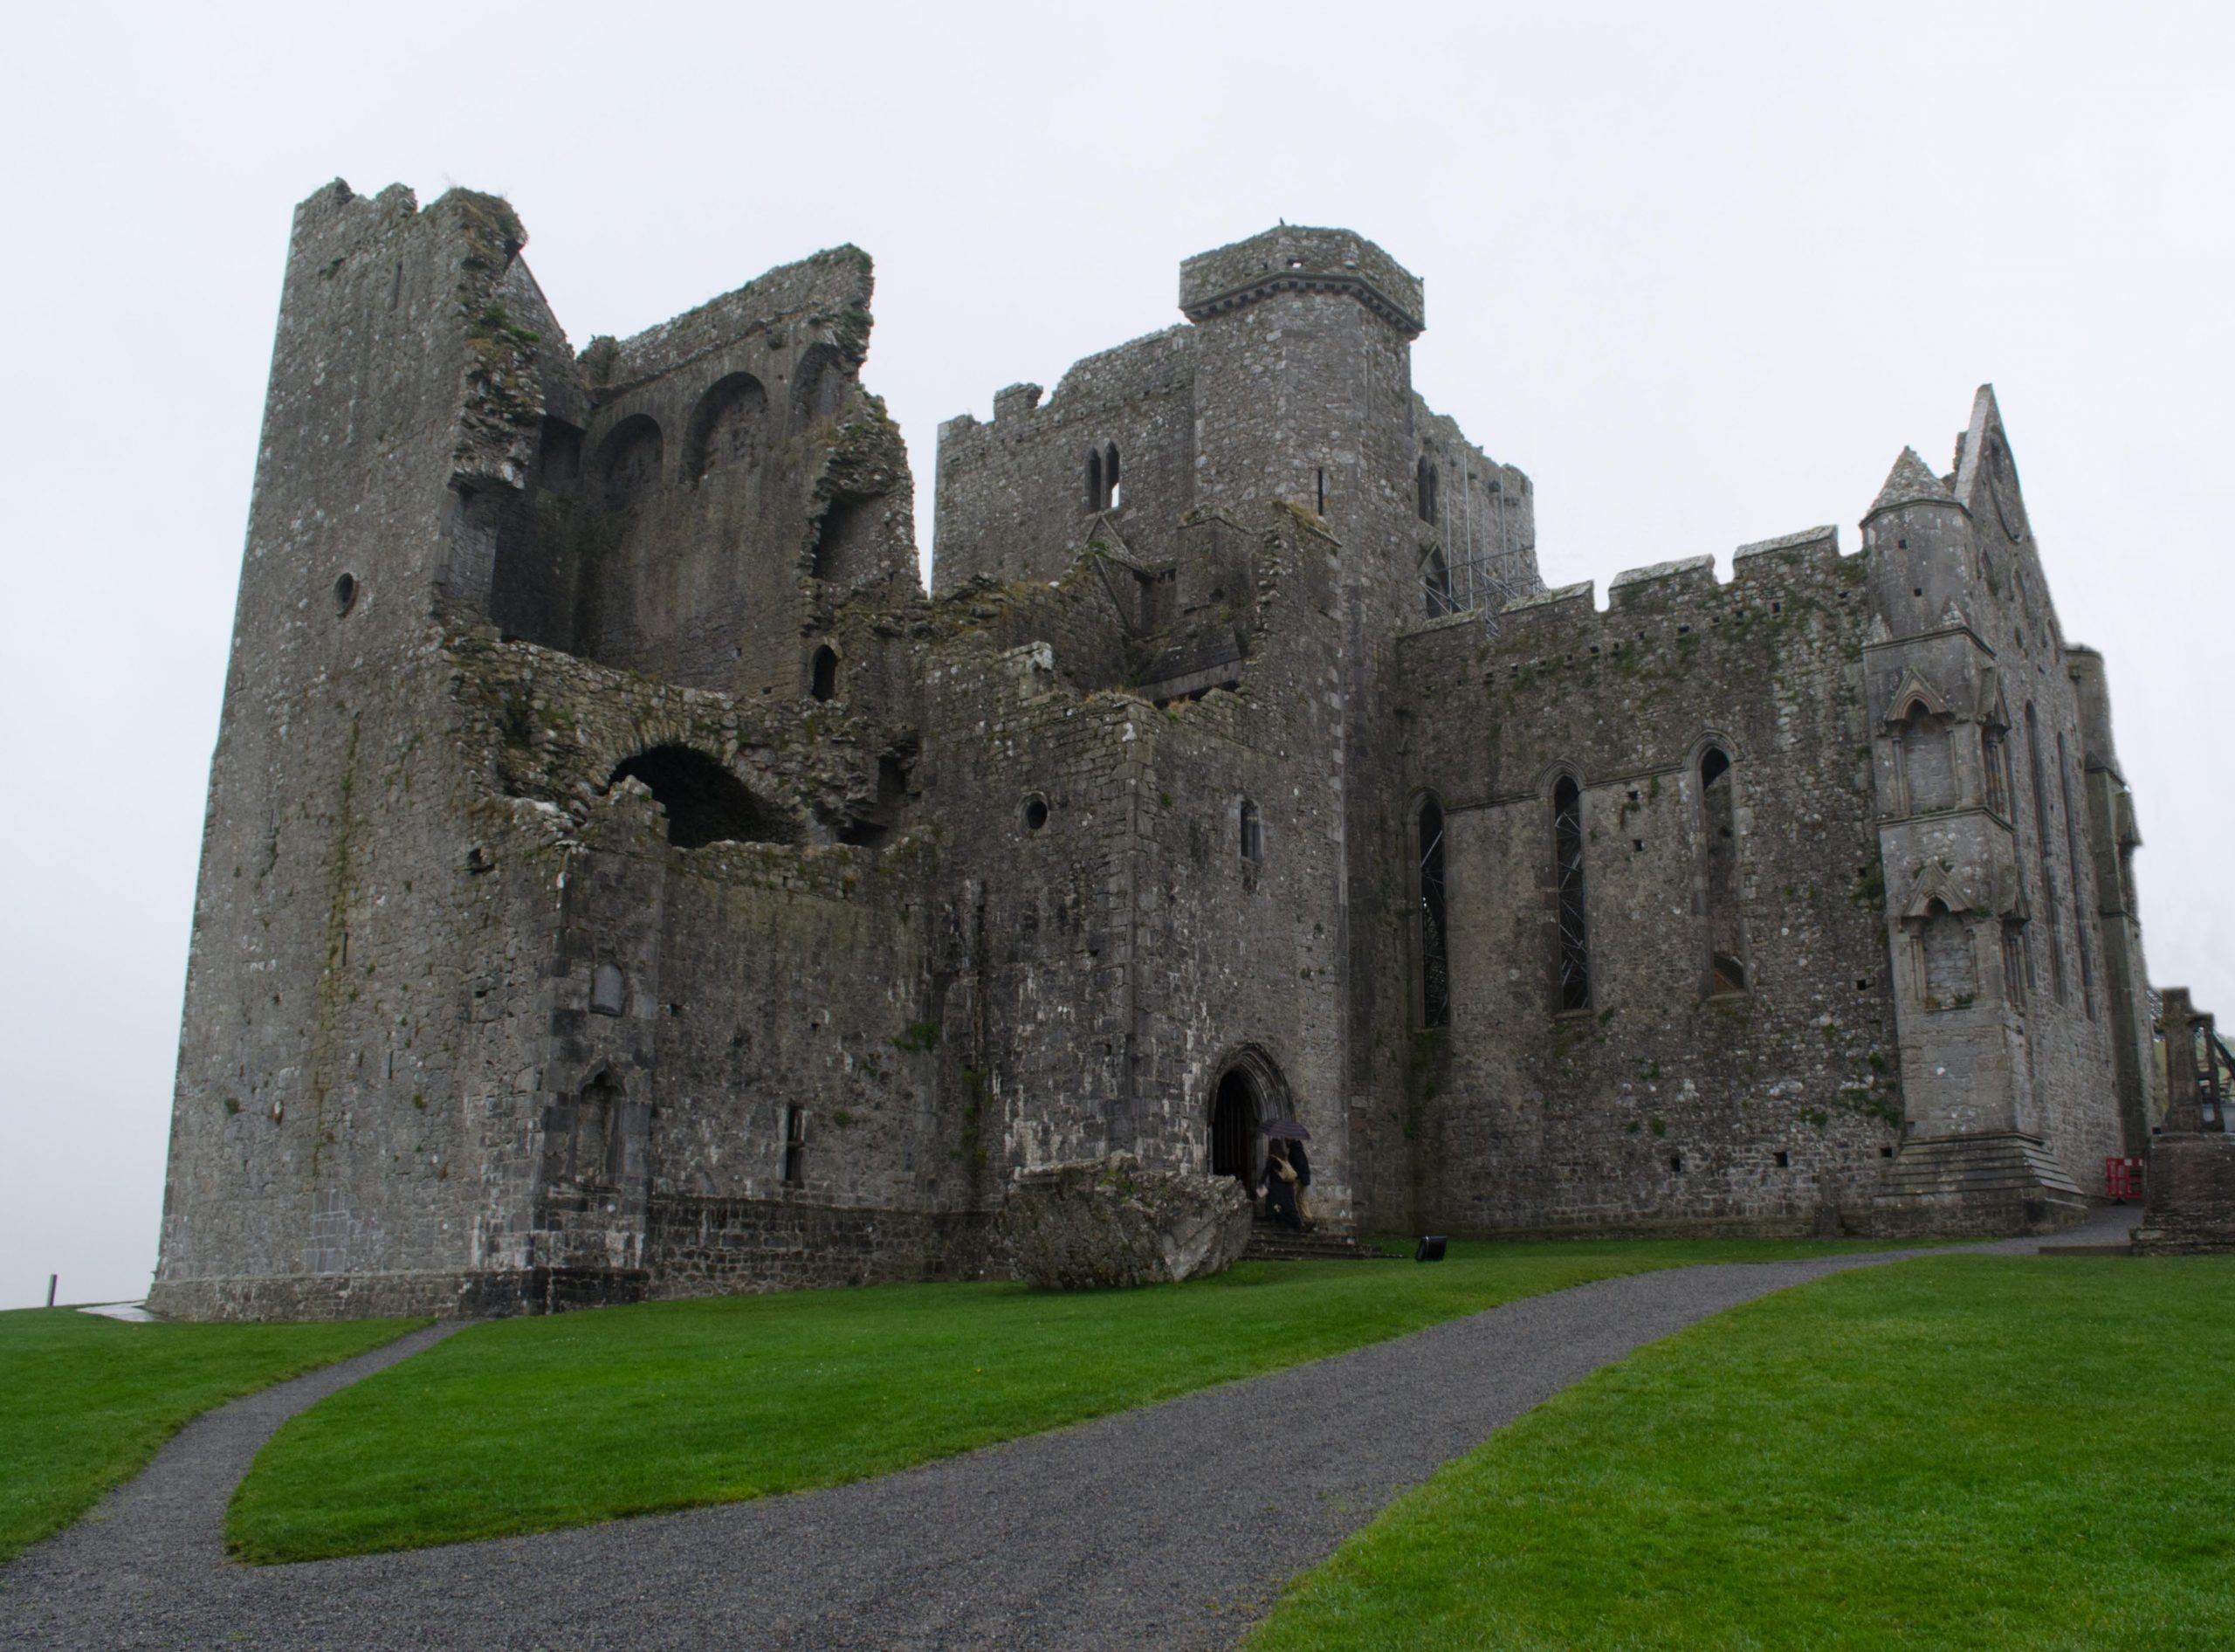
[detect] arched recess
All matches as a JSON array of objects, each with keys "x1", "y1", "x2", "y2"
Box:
[
  {"x1": 595, "y1": 415, "x2": 664, "y2": 510},
  {"x1": 1085, "y1": 448, "x2": 1104, "y2": 513},
  {"x1": 810, "y1": 492, "x2": 884, "y2": 586},
  {"x1": 541, "y1": 1067, "x2": 622, "y2": 1191},
  {"x1": 608, "y1": 746, "x2": 795, "y2": 848},
  {"x1": 809, "y1": 644, "x2": 840, "y2": 702},
  {"x1": 1205, "y1": 1045, "x2": 1294, "y2": 1188},
  {"x1": 1695, "y1": 739, "x2": 1749, "y2": 995},
  {"x1": 791, "y1": 343, "x2": 849, "y2": 430},
  {"x1": 684, "y1": 372, "x2": 769, "y2": 484}
]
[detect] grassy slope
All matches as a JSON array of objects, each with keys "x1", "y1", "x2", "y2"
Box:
[
  {"x1": 0, "y1": 1308, "x2": 422, "y2": 1563},
  {"x1": 228, "y1": 1236, "x2": 1910, "y2": 1562},
  {"x1": 1249, "y1": 1256, "x2": 2235, "y2": 1652}
]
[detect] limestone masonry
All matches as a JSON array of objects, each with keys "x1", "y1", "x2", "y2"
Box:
[{"x1": 149, "y1": 182, "x2": 2182, "y2": 1317}]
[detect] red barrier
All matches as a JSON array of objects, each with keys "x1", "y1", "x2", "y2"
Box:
[{"x1": 2105, "y1": 1156, "x2": 2146, "y2": 1201}]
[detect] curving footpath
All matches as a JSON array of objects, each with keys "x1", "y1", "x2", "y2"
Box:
[{"x1": 1, "y1": 1220, "x2": 2122, "y2": 1651}]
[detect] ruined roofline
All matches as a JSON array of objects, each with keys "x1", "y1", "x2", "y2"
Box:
[
  {"x1": 1179, "y1": 224, "x2": 1425, "y2": 338},
  {"x1": 593, "y1": 244, "x2": 877, "y2": 400}
]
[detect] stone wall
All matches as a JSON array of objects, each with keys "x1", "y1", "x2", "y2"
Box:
[
  {"x1": 1388, "y1": 531, "x2": 1903, "y2": 1234},
  {"x1": 933, "y1": 327, "x2": 1197, "y2": 592}
]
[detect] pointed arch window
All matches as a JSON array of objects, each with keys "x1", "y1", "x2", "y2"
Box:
[
  {"x1": 1417, "y1": 796, "x2": 1450, "y2": 1028},
  {"x1": 1553, "y1": 774, "x2": 1591, "y2": 1012},
  {"x1": 1422, "y1": 543, "x2": 1454, "y2": 617},
  {"x1": 1105, "y1": 443, "x2": 1121, "y2": 509},
  {"x1": 809, "y1": 644, "x2": 838, "y2": 702}
]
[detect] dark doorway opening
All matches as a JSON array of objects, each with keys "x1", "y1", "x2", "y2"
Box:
[{"x1": 1210, "y1": 1068, "x2": 1259, "y2": 1182}]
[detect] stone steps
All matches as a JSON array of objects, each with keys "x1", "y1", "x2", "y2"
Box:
[
  {"x1": 1241, "y1": 1227, "x2": 1396, "y2": 1263},
  {"x1": 1877, "y1": 1132, "x2": 2087, "y2": 1199}
]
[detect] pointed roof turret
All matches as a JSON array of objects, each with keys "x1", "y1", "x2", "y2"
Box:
[{"x1": 1867, "y1": 446, "x2": 1957, "y2": 518}]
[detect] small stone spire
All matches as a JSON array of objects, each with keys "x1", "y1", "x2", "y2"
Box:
[{"x1": 1869, "y1": 447, "x2": 1956, "y2": 517}]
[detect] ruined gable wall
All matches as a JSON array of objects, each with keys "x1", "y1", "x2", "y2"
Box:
[
  {"x1": 932, "y1": 327, "x2": 1197, "y2": 593},
  {"x1": 490, "y1": 249, "x2": 922, "y2": 706},
  {"x1": 1393, "y1": 534, "x2": 1905, "y2": 1235},
  {"x1": 1862, "y1": 409, "x2": 2128, "y2": 1185}
]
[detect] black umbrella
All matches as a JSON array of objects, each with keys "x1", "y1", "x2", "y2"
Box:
[{"x1": 1258, "y1": 1119, "x2": 1310, "y2": 1141}]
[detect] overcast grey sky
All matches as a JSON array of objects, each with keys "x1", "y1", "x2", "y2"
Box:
[{"x1": 3, "y1": 1, "x2": 2227, "y2": 1308}]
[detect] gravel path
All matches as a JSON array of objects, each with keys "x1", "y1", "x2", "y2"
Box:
[{"x1": 2, "y1": 1219, "x2": 2128, "y2": 1651}]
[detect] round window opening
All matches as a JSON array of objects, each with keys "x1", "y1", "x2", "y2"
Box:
[
  {"x1": 1022, "y1": 793, "x2": 1049, "y2": 832},
  {"x1": 334, "y1": 572, "x2": 359, "y2": 616}
]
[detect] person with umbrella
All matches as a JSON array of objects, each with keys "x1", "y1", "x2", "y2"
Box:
[{"x1": 1259, "y1": 1119, "x2": 1310, "y2": 1230}]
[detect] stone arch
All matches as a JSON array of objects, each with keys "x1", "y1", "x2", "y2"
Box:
[
  {"x1": 809, "y1": 643, "x2": 840, "y2": 702},
  {"x1": 542, "y1": 1065, "x2": 624, "y2": 1191},
  {"x1": 607, "y1": 746, "x2": 795, "y2": 849},
  {"x1": 683, "y1": 371, "x2": 769, "y2": 483},
  {"x1": 1205, "y1": 1044, "x2": 1293, "y2": 1187},
  {"x1": 594, "y1": 414, "x2": 663, "y2": 510}
]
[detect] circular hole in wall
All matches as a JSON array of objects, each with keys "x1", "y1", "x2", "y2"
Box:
[
  {"x1": 1022, "y1": 793, "x2": 1049, "y2": 832},
  {"x1": 334, "y1": 572, "x2": 359, "y2": 616}
]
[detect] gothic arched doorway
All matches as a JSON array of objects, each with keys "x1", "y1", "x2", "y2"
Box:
[
  {"x1": 1206, "y1": 1046, "x2": 1293, "y2": 1190},
  {"x1": 1210, "y1": 1068, "x2": 1259, "y2": 1182}
]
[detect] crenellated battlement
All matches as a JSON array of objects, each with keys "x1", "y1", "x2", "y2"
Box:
[{"x1": 1405, "y1": 526, "x2": 1860, "y2": 673}]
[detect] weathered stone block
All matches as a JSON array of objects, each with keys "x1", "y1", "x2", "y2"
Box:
[
  {"x1": 2132, "y1": 1132, "x2": 2235, "y2": 1254},
  {"x1": 1002, "y1": 1156, "x2": 1251, "y2": 1290}
]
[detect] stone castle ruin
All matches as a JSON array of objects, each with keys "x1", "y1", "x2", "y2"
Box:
[{"x1": 149, "y1": 182, "x2": 2173, "y2": 1318}]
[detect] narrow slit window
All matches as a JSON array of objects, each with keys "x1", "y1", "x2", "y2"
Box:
[
  {"x1": 1418, "y1": 797, "x2": 1450, "y2": 1028},
  {"x1": 1105, "y1": 443, "x2": 1121, "y2": 509},
  {"x1": 781, "y1": 1105, "x2": 805, "y2": 1188},
  {"x1": 2025, "y1": 705, "x2": 2067, "y2": 1003},
  {"x1": 2058, "y1": 733, "x2": 2095, "y2": 1018},
  {"x1": 1085, "y1": 449, "x2": 1103, "y2": 513},
  {"x1": 1240, "y1": 797, "x2": 1264, "y2": 865},
  {"x1": 1699, "y1": 745, "x2": 1747, "y2": 994},
  {"x1": 1554, "y1": 775, "x2": 1591, "y2": 1011}
]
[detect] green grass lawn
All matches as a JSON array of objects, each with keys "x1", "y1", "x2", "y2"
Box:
[
  {"x1": 0, "y1": 1307, "x2": 423, "y2": 1563},
  {"x1": 226, "y1": 1236, "x2": 1913, "y2": 1562},
  {"x1": 1248, "y1": 1256, "x2": 2235, "y2": 1652}
]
